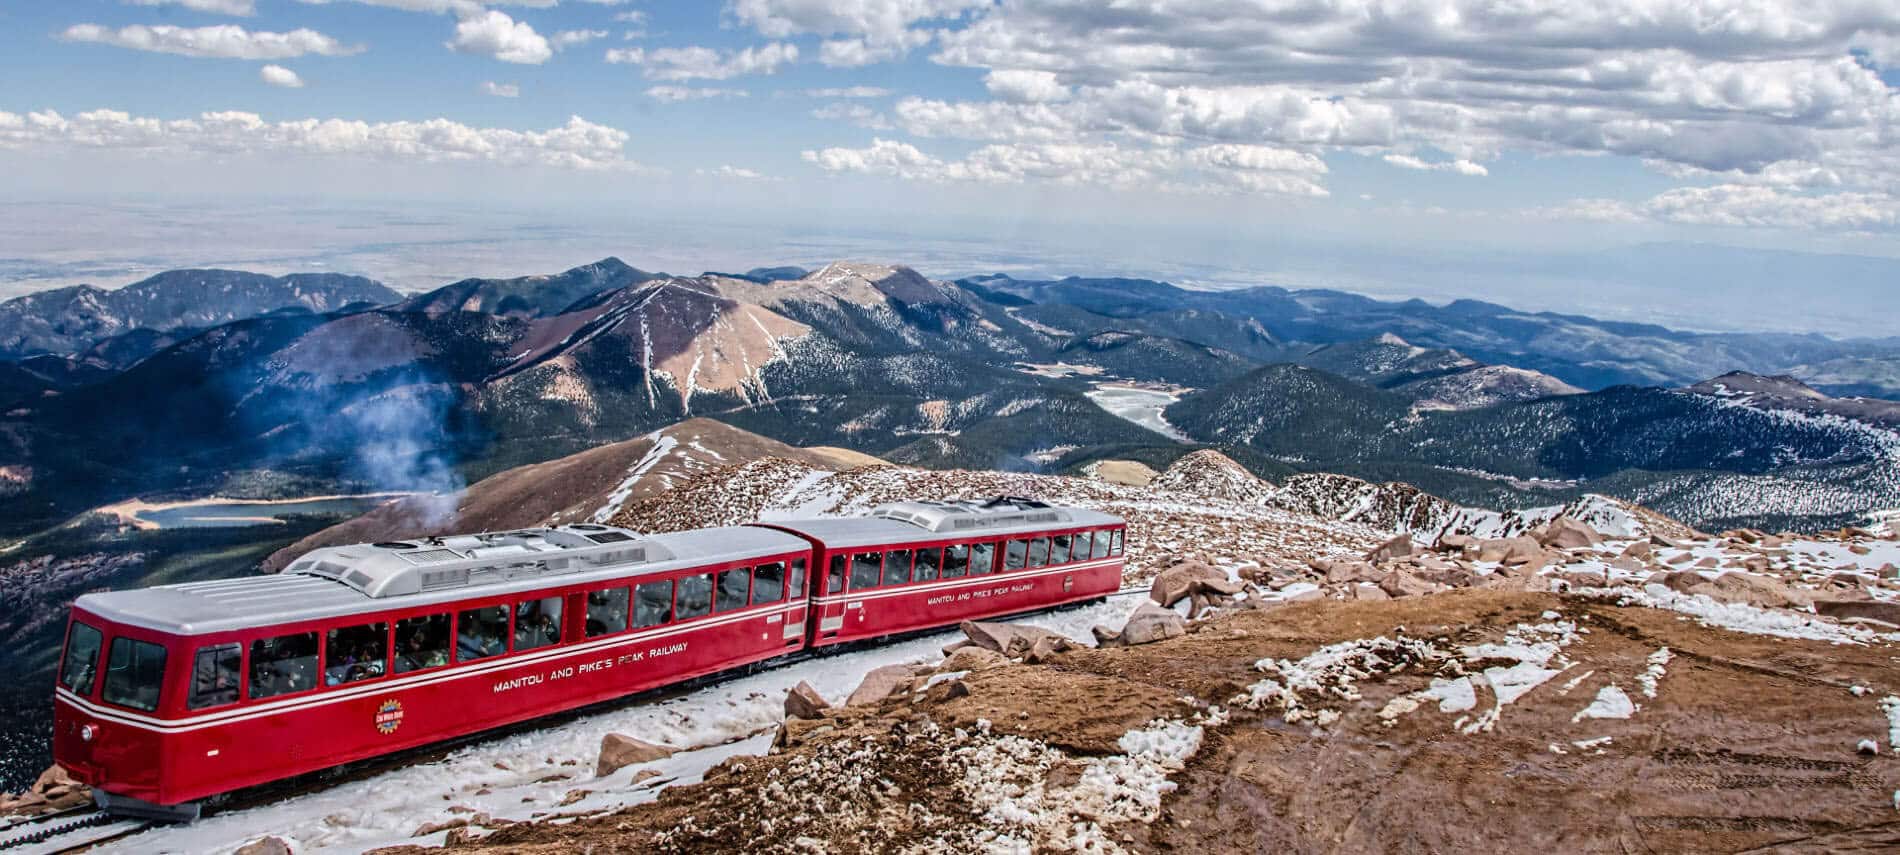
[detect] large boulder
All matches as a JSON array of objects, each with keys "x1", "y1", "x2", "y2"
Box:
[
  {"x1": 1366, "y1": 534, "x2": 1418, "y2": 563},
  {"x1": 596, "y1": 733, "x2": 674, "y2": 778},
  {"x1": 1118, "y1": 602, "x2": 1187, "y2": 646},
  {"x1": 1377, "y1": 570, "x2": 1442, "y2": 598},
  {"x1": 1433, "y1": 533, "x2": 1476, "y2": 554},
  {"x1": 1148, "y1": 562, "x2": 1226, "y2": 607},
  {"x1": 1660, "y1": 571, "x2": 1813, "y2": 609},
  {"x1": 1539, "y1": 518, "x2": 1603, "y2": 549},
  {"x1": 783, "y1": 681, "x2": 830, "y2": 720},
  {"x1": 1476, "y1": 537, "x2": 1554, "y2": 571},
  {"x1": 1500, "y1": 537, "x2": 1550, "y2": 565},
  {"x1": 235, "y1": 838, "x2": 294, "y2": 855},
  {"x1": 845, "y1": 663, "x2": 918, "y2": 706},
  {"x1": 1815, "y1": 600, "x2": 1900, "y2": 627},
  {"x1": 958, "y1": 621, "x2": 1071, "y2": 657}
]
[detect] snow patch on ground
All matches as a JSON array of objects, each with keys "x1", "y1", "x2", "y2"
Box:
[
  {"x1": 1638, "y1": 647, "x2": 1672, "y2": 699},
  {"x1": 1573, "y1": 685, "x2": 1636, "y2": 722},
  {"x1": 592, "y1": 433, "x2": 676, "y2": 523},
  {"x1": 953, "y1": 716, "x2": 1204, "y2": 853},
  {"x1": 1580, "y1": 584, "x2": 1893, "y2": 645}
]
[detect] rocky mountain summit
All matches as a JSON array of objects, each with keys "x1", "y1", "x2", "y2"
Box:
[{"x1": 329, "y1": 448, "x2": 1900, "y2": 855}]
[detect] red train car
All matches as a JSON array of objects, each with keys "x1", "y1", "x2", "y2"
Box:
[{"x1": 52, "y1": 498, "x2": 1125, "y2": 820}]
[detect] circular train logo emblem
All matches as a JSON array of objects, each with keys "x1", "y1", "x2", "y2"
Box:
[{"x1": 375, "y1": 699, "x2": 404, "y2": 735}]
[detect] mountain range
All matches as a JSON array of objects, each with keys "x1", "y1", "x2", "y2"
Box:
[{"x1": 0, "y1": 257, "x2": 1895, "y2": 538}]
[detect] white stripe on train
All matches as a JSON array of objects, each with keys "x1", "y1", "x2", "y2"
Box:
[{"x1": 58, "y1": 558, "x2": 1122, "y2": 734}]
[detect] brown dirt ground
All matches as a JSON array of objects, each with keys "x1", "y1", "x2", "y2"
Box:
[{"x1": 374, "y1": 591, "x2": 1900, "y2": 854}]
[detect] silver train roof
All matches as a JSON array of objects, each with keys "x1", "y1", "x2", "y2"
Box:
[
  {"x1": 72, "y1": 499, "x2": 1124, "y2": 635},
  {"x1": 770, "y1": 498, "x2": 1122, "y2": 550},
  {"x1": 75, "y1": 524, "x2": 807, "y2": 635}
]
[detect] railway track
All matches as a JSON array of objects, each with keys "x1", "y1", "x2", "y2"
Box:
[{"x1": 0, "y1": 808, "x2": 149, "y2": 854}]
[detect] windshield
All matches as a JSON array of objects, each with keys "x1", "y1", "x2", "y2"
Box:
[
  {"x1": 58, "y1": 622, "x2": 102, "y2": 696},
  {"x1": 102, "y1": 637, "x2": 168, "y2": 712}
]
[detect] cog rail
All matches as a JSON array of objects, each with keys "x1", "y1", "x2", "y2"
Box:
[{"x1": 0, "y1": 808, "x2": 150, "y2": 854}]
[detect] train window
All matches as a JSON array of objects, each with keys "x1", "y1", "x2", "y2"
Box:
[
  {"x1": 850, "y1": 552, "x2": 882, "y2": 590},
  {"x1": 456, "y1": 606, "x2": 509, "y2": 662},
  {"x1": 942, "y1": 544, "x2": 969, "y2": 578},
  {"x1": 395, "y1": 614, "x2": 451, "y2": 673},
  {"x1": 915, "y1": 548, "x2": 941, "y2": 582},
  {"x1": 716, "y1": 568, "x2": 752, "y2": 612},
  {"x1": 634, "y1": 579, "x2": 674, "y2": 628},
  {"x1": 883, "y1": 549, "x2": 912, "y2": 586},
  {"x1": 1027, "y1": 538, "x2": 1050, "y2": 568},
  {"x1": 827, "y1": 555, "x2": 848, "y2": 594},
  {"x1": 789, "y1": 558, "x2": 807, "y2": 598},
  {"x1": 1091, "y1": 529, "x2": 1111, "y2": 560},
  {"x1": 677, "y1": 573, "x2": 714, "y2": 620},
  {"x1": 102, "y1": 638, "x2": 168, "y2": 712},
  {"x1": 1004, "y1": 539, "x2": 1027, "y2": 571},
  {"x1": 515, "y1": 597, "x2": 564, "y2": 651},
  {"x1": 58, "y1": 622, "x2": 103, "y2": 697},
  {"x1": 188, "y1": 644, "x2": 241, "y2": 709},
  {"x1": 1111, "y1": 529, "x2": 1124, "y2": 556},
  {"x1": 1073, "y1": 531, "x2": 1092, "y2": 561},
  {"x1": 251, "y1": 632, "x2": 318, "y2": 698},
  {"x1": 753, "y1": 562, "x2": 785, "y2": 605},
  {"x1": 325, "y1": 622, "x2": 389, "y2": 686},
  {"x1": 587, "y1": 588, "x2": 630, "y2": 638},
  {"x1": 1051, "y1": 534, "x2": 1072, "y2": 564},
  {"x1": 971, "y1": 542, "x2": 996, "y2": 575}
]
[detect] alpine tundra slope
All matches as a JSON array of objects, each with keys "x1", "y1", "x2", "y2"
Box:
[{"x1": 36, "y1": 448, "x2": 1900, "y2": 853}]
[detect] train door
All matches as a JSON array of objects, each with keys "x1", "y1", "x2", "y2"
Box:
[
  {"x1": 780, "y1": 557, "x2": 810, "y2": 648},
  {"x1": 816, "y1": 552, "x2": 847, "y2": 641}
]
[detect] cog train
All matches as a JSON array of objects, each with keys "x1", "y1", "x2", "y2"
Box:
[{"x1": 51, "y1": 497, "x2": 1126, "y2": 820}]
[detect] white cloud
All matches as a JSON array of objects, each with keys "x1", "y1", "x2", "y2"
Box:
[
  {"x1": 258, "y1": 64, "x2": 304, "y2": 88},
  {"x1": 59, "y1": 23, "x2": 361, "y2": 59},
  {"x1": 480, "y1": 81, "x2": 520, "y2": 97},
  {"x1": 551, "y1": 29, "x2": 608, "y2": 51},
  {"x1": 447, "y1": 10, "x2": 552, "y2": 65},
  {"x1": 984, "y1": 69, "x2": 1068, "y2": 103},
  {"x1": 645, "y1": 86, "x2": 749, "y2": 102},
  {"x1": 1647, "y1": 184, "x2": 1900, "y2": 230},
  {"x1": 698, "y1": 164, "x2": 771, "y2": 180},
  {"x1": 817, "y1": 31, "x2": 930, "y2": 67},
  {"x1": 605, "y1": 42, "x2": 797, "y2": 80},
  {"x1": 813, "y1": 102, "x2": 893, "y2": 130},
  {"x1": 730, "y1": 0, "x2": 985, "y2": 43},
  {"x1": 0, "y1": 108, "x2": 642, "y2": 172},
  {"x1": 1540, "y1": 185, "x2": 1900, "y2": 230},
  {"x1": 128, "y1": 0, "x2": 256, "y2": 16},
  {"x1": 802, "y1": 86, "x2": 890, "y2": 98},
  {"x1": 803, "y1": 137, "x2": 1329, "y2": 196},
  {"x1": 295, "y1": 0, "x2": 556, "y2": 14},
  {"x1": 1383, "y1": 154, "x2": 1488, "y2": 177},
  {"x1": 778, "y1": 0, "x2": 1900, "y2": 222}
]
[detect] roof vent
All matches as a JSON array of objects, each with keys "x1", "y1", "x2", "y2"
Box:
[{"x1": 867, "y1": 497, "x2": 1075, "y2": 534}]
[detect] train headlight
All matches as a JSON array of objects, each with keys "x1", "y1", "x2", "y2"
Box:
[{"x1": 79, "y1": 724, "x2": 96, "y2": 742}]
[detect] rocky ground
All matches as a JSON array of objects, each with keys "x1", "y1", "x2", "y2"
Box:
[
  {"x1": 359, "y1": 451, "x2": 1900, "y2": 854},
  {"x1": 18, "y1": 448, "x2": 1900, "y2": 853},
  {"x1": 376, "y1": 586, "x2": 1900, "y2": 853}
]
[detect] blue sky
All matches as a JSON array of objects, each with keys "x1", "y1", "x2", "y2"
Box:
[{"x1": 2, "y1": 1, "x2": 1899, "y2": 333}]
